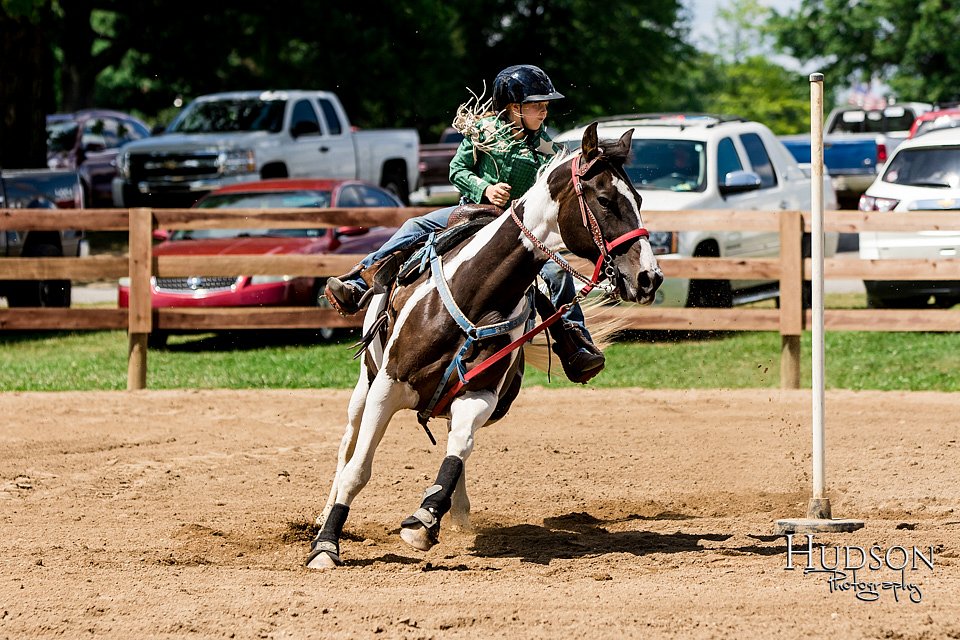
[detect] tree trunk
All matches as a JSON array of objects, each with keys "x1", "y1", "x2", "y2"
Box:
[{"x1": 0, "y1": 9, "x2": 53, "y2": 170}]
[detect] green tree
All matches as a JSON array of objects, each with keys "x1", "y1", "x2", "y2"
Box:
[
  {"x1": 769, "y1": 0, "x2": 960, "y2": 103},
  {"x1": 0, "y1": 0, "x2": 52, "y2": 169}
]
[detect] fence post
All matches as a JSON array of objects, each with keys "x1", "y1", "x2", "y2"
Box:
[
  {"x1": 127, "y1": 207, "x2": 153, "y2": 390},
  {"x1": 779, "y1": 209, "x2": 803, "y2": 389}
]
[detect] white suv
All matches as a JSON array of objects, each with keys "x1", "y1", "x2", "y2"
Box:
[
  {"x1": 858, "y1": 127, "x2": 960, "y2": 308},
  {"x1": 555, "y1": 114, "x2": 838, "y2": 307}
]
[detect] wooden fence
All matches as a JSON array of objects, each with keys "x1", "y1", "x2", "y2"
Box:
[{"x1": 2, "y1": 206, "x2": 960, "y2": 390}]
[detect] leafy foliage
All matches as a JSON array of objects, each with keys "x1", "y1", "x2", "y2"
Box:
[{"x1": 770, "y1": 0, "x2": 960, "y2": 104}]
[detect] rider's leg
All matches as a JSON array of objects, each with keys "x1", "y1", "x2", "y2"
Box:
[
  {"x1": 539, "y1": 260, "x2": 605, "y2": 383},
  {"x1": 325, "y1": 206, "x2": 457, "y2": 314}
]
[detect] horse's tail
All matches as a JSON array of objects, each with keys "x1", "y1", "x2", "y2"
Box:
[{"x1": 521, "y1": 297, "x2": 628, "y2": 374}]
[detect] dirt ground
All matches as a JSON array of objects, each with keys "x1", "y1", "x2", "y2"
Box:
[{"x1": 1, "y1": 387, "x2": 958, "y2": 639}]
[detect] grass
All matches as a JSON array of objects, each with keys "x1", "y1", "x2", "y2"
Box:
[{"x1": 3, "y1": 325, "x2": 960, "y2": 392}]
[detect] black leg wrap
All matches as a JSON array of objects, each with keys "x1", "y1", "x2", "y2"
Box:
[
  {"x1": 307, "y1": 503, "x2": 349, "y2": 566},
  {"x1": 401, "y1": 456, "x2": 463, "y2": 532}
]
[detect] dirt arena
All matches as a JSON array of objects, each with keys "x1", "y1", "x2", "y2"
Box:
[{"x1": 1, "y1": 387, "x2": 958, "y2": 639}]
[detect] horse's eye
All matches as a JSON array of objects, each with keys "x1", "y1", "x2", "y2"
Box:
[{"x1": 597, "y1": 196, "x2": 614, "y2": 210}]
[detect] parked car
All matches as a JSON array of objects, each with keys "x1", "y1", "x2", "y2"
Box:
[
  {"x1": 117, "y1": 178, "x2": 401, "y2": 346},
  {"x1": 780, "y1": 102, "x2": 933, "y2": 208},
  {"x1": 858, "y1": 128, "x2": 960, "y2": 308},
  {"x1": 555, "y1": 114, "x2": 839, "y2": 308},
  {"x1": 0, "y1": 168, "x2": 84, "y2": 307},
  {"x1": 907, "y1": 107, "x2": 960, "y2": 139},
  {"x1": 410, "y1": 127, "x2": 463, "y2": 205},
  {"x1": 46, "y1": 109, "x2": 151, "y2": 207},
  {"x1": 112, "y1": 90, "x2": 419, "y2": 208}
]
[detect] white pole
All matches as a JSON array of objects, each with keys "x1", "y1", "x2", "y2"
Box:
[
  {"x1": 773, "y1": 73, "x2": 863, "y2": 533},
  {"x1": 809, "y1": 73, "x2": 827, "y2": 509}
]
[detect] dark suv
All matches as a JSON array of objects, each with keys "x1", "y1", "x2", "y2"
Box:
[{"x1": 46, "y1": 109, "x2": 151, "y2": 207}]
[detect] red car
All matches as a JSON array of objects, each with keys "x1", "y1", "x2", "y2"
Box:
[
  {"x1": 907, "y1": 107, "x2": 960, "y2": 139},
  {"x1": 118, "y1": 178, "x2": 401, "y2": 345}
]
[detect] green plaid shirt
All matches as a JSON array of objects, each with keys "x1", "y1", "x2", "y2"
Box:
[{"x1": 449, "y1": 116, "x2": 565, "y2": 204}]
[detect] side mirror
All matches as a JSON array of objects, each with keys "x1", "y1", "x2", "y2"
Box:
[
  {"x1": 335, "y1": 226, "x2": 368, "y2": 237},
  {"x1": 291, "y1": 120, "x2": 320, "y2": 138},
  {"x1": 152, "y1": 229, "x2": 171, "y2": 242},
  {"x1": 83, "y1": 141, "x2": 107, "y2": 153},
  {"x1": 719, "y1": 170, "x2": 762, "y2": 196}
]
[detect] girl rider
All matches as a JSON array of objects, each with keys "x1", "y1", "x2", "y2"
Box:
[{"x1": 324, "y1": 65, "x2": 605, "y2": 383}]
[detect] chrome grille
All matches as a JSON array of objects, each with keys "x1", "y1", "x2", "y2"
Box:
[
  {"x1": 155, "y1": 276, "x2": 240, "y2": 292},
  {"x1": 130, "y1": 152, "x2": 221, "y2": 182}
]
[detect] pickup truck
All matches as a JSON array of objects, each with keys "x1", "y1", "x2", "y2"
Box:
[
  {"x1": 0, "y1": 168, "x2": 84, "y2": 307},
  {"x1": 112, "y1": 90, "x2": 419, "y2": 207},
  {"x1": 780, "y1": 102, "x2": 932, "y2": 208},
  {"x1": 409, "y1": 127, "x2": 463, "y2": 205},
  {"x1": 555, "y1": 114, "x2": 839, "y2": 308}
]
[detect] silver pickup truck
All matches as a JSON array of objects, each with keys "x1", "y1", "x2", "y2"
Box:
[
  {"x1": 113, "y1": 90, "x2": 420, "y2": 207},
  {"x1": 0, "y1": 168, "x2": 84, "y2": 307}
]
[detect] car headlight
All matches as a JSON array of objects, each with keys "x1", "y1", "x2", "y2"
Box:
[
  {"x1": 218, "y1": 149, "x2": 257, "y2": 176},
  {"x1": 859, "y1": 194, "x2": 899, "y2": 212},
  {"x1": 648, "y1": 231, "x2": 677, "y2": 255},
  {"x1": 250, "y1": 275, "x2": 293, "y2": 285}
]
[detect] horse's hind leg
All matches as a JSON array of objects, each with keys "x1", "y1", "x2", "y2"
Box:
[
  {"x1": 400, "y1": 391, "x2": 496, "y2": 551},
  {"x1": 318, "y1": 372, "x2": 369, "y2": 528},
  {"x1": 307, "y1": 374, "x2": 414, "y2": 570}
]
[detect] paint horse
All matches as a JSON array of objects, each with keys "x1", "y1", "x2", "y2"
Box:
[{"x1": 307, "y1": 122, "x2": 663, "y2": 569}]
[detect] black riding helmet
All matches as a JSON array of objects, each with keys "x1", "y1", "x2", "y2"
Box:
[{"x1": 492, "y1": 64, "x2": 564, "y2": 113}]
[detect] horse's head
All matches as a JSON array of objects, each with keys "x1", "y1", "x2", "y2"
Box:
[{"x1": 554, "y1": 122, "x2": 663, "y2": 305}]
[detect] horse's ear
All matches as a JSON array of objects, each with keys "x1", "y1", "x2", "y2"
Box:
[
  {"x1": 616, "y1": 128, "x2": 635, "y2": 157},
  {"x1": 581, "y1": 122, "x2": 600, "y2": 162}
]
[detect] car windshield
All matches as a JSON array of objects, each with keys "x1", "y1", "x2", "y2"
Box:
[
  {"x1": 623, "y1": 140, "x2": 706, "y2": 192},
  {"x1": 168, "y1": 99, "x2": 286, "y2": 134},
  {"x1": 46, "y1": 121, "x2": 78, "y2": 153},
  {"x1": 832, "y1": 107, "x2": 916, "y2": 134},
  {"x1": 172, "y1": 190, "x2": 332, "y2": 240},
  {"x1": 882, "y1": 146, "x2": 960, "y2": 188}
]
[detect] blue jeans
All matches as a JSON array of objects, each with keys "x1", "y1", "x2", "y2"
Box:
[{"x1": 347, "y1": 206, "x2": 589, "y2": 335}]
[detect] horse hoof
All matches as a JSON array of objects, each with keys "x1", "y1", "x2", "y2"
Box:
[
  {"x1": 448, "y1": 518, "x2": 473, "y2": 533},
  {"x1": 400, "y1": 524, "x2": 436, "y2": 552},
  {"x1": 305, "y1": 549, "x2": 341, "y2": 570}
]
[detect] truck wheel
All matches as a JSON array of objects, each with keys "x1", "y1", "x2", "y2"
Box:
[
  {"x1": 6, "y1": 244, "x2": 71, "y2": 307},
  {"x1": 382, "y1": 167, "x2": 409, "y2": 205},
  {"x1": 687, "y1": 278, "x2": 732, "y2": 308}
]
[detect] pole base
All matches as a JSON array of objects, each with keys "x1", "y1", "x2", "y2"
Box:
[
  {"x1": 775, "y1": 497, "x2": 864, "y2": 534},
  {"x1": 774, "y1": 518, "x2": 865, "y2": 535}
]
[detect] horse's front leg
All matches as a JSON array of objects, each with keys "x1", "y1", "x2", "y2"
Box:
[
  {"x1": 306, "y1": 373, "x2": 415, "y2": 570},
  {"x1": 318, "y1": 368, "x2": 369, "y2": 528},
  {"x1": 400, "y1": 390, "x2": 497, "y2": 551}
]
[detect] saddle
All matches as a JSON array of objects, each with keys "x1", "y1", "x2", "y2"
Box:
[{"x1": 371, "y1": 204, "x2": 500, "y2": 290}]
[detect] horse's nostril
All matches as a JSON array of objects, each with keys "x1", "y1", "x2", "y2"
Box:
[{"x1": 638, "y1": 270, "x2": 663, "y2": 294}]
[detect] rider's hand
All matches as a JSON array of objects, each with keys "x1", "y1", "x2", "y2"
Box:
[{"x1": 484, "y1": 183, "x2": 512, "y2": 208}]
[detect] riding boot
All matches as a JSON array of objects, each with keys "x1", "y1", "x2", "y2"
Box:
[
  {"x1": 550, "y1": 320, "x2": 606, "y2": 384},
  {"x1": 324, "y1": 248, "x2": 411, "y2": 316},
  {"x1": 324, "y1": 265, "x2": 370, "y2": 316}
]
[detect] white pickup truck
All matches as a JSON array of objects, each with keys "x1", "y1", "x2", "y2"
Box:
[
  {"x1": 112, "y1": 90, "x2": 419, "y2": 207},
  {"x1": 556, "y1": 114, "x2": 839, "y2": 307}
]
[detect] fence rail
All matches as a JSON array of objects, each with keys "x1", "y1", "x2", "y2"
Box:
[{"x1": 2, "y1": 207, "x2": 959, "y2": 390}]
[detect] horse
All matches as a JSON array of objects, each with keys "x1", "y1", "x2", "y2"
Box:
[{"x1": 307, "y1": 122, "x2": 663, "y2": 569}]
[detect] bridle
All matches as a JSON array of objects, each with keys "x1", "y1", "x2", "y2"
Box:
[{"x1": 510, "y1": 152, "x2": 650, "y2": 300}]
